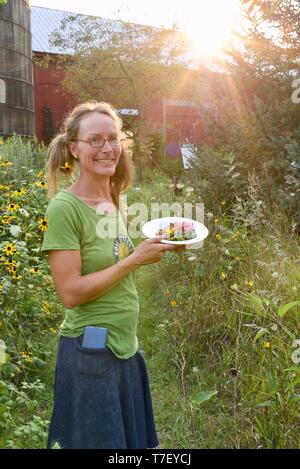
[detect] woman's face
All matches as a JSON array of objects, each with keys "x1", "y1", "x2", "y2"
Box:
[{"x1": 69, "y1": 111, "x2": 122, "y2": 178}]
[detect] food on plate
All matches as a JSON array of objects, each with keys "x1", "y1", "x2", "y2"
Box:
[{"x1": 156, "y1": 220, "x2": 197, "y2": 241}]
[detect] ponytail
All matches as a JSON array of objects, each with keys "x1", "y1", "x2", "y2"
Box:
[{"x1": 45, "y1": 133, "x2": 76, "y2": 199}]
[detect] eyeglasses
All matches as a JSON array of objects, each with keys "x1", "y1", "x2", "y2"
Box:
[{"x1": 74, "y1": 137, "x2": 124, "y2": 148}]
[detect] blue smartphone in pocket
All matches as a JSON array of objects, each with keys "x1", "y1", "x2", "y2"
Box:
[{"x1": 82, "y1": 326, "x2": 108, "y2": 349}]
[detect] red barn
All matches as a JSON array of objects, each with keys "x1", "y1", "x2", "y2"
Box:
[{"x1": 31, "y1": 6, "x2": 210, "y2": 156}]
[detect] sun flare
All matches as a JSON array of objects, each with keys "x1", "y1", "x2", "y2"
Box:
[{"x1": 180, "y1": 0, "x2": 240, "y2": 58}]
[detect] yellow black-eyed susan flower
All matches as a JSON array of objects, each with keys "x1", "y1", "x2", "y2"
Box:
[
  {"x1": 29, "y1": 267, "x2": 40, "y2": 274},
  {"x1": 35, "y1": 181, "x2": 48, "y2": 189},
  {"x1": 12, "y1": 273, "x2": 22, "y2": 281},
  {"x1": 4, "y1": 259, "x2": 17, "y2": 267},
  {"x1": 38, "y1": 218, "x2": 48, "y2": 231},
  {"x1": 1, "y1": 215, "x2": 16, "y2": 225},
  {"x1": 7, "y1": 203, "x2": 20, "y2": 212},
  {"x1": 2, "y1": 243, "x2": 16, "y2": 256},
  {"x1": 60, "y1": 162, "x2": 73, "y2": 173},
  {"x1": 12, "y1": 188, "x2": 26, "y2": 197}
]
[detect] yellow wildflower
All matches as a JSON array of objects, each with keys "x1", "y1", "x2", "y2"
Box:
[
  {"x1": 215, "y1": 234, "x2": 222, "y2": 241},
  {"x1": 60, "y1": 162, "x2": 73, "y2": 173},
  {"x1": 1, "y1": 215, "x2": 16, "y2": 225},
  {"x1": 7, "y1": 203, "x2": 20, "y2": 212},
  {"x1": 12, "y1": 273, "x2": 22, "y2": 281},
  {"x1": 170, "y1": 300, "x2": 177, "y2": 308},
  {"x1": 2, "y1": 243, "x2": 16, "y2": 256},
  {"x1": 244, "y1": 279, "x2": 254, "y2": 289},
  {"x1": 35, "y1": 181, "x2": 48, "y2": 189},
  {"x1": 263, "y1": 340, "x2": 271, "y2": 349},
  {"x1": 221, "y1": 272, "x2": 228, "y2": 280},
  {"x1": 29, "y1": 267, "x2": 40, "y2": 274},
  {"x1": 4, "y1": 259, "x2": 17, "y2": 268},
  {"x1": 12, "y1": 188, "x2": 26, "y2": 197},
  {"x1": 38, "y1": 218, "x2": 48, "y2": 231}
]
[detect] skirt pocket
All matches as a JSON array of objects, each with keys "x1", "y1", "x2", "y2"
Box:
[{"x1": 75, "y1": 345, "x2": 113, "y2": 378}]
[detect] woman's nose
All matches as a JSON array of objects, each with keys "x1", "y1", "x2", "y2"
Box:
[{"x1": 100, "y1": 140, "x2": 114, "y2": 152}]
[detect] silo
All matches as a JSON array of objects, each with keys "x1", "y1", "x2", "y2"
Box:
[{"x1": 0, "y1": 0, "x2": 35, "y2": 138}]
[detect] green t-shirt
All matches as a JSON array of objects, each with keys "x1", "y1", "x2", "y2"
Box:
[{"x1": 41, "y1": 190, "x2": 139, "y2": 359}]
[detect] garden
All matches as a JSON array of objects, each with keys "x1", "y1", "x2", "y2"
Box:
[{"x1": 0, "y1": 133, "x2": 299, "y2": 448}]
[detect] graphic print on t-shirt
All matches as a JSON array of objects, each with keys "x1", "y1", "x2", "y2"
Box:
[{"x1": 113, "y1": 235, "x2": 134, "y2": 263}]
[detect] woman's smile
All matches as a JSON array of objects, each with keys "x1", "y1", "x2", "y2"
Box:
[{"x1": 93, "y1": 158, "x2": 115, "y2": 164}]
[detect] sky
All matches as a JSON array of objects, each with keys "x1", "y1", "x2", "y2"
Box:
[{"x1": 30, "y1": 0, "x2": 242, "y2": 59}]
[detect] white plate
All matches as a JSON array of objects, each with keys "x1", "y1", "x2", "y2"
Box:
[{"x1": 142, "y1": 217, "x2": 209, "y2": 245}]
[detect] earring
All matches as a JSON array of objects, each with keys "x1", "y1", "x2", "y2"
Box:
[{"x1": 74, "y1": 155, "x2": 78, "y2": 159}]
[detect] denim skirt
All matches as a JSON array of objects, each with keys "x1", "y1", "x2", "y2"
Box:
[{"x1": 47, "y1": 335, "x2": 159, "y2": 449}]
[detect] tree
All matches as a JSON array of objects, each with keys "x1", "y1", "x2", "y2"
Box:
[
  {"x1": 201, "y1": 0, "x2": 300, "y2": 226},
  {"x1": 47, "y1": 14, "x2": 191, "y2": 137},
  {"x1": 202, "y1": 1, "x2": 300, "y2": 173}
]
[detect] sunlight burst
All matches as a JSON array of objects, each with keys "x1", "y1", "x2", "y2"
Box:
[{"x1": 180, "y1": 0, "x2": 240, "y2": 58}]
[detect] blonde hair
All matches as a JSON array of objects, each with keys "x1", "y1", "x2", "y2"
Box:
[{"x1": 45, "y1": 101, "x2": 135, "y2": 208}]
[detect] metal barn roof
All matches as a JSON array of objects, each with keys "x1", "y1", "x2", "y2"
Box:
[{"x1": 31, "y1": 6, "x2": 125, "y2": 54}]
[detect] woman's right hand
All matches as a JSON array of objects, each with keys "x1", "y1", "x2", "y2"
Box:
[{"x1": 128, "y1": 237, "x2": 185, "y2": 267}]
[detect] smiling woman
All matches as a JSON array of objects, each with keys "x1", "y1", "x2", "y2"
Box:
[{"x1": 40, "y1": 100, "x2": 183, "y2": 449}]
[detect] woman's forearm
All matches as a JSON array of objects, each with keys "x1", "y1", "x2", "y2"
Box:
[{"x1": 64, "y1": 254, "x2": 139, "y2": 309}]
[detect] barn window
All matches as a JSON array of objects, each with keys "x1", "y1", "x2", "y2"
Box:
[{"x1": 0, "y1": 79, "x2": 6, "y2": 104}]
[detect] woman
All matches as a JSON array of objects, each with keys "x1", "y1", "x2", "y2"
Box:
[{"x1": 41, "y1": 101, "x2": 182, "y2": 449}]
